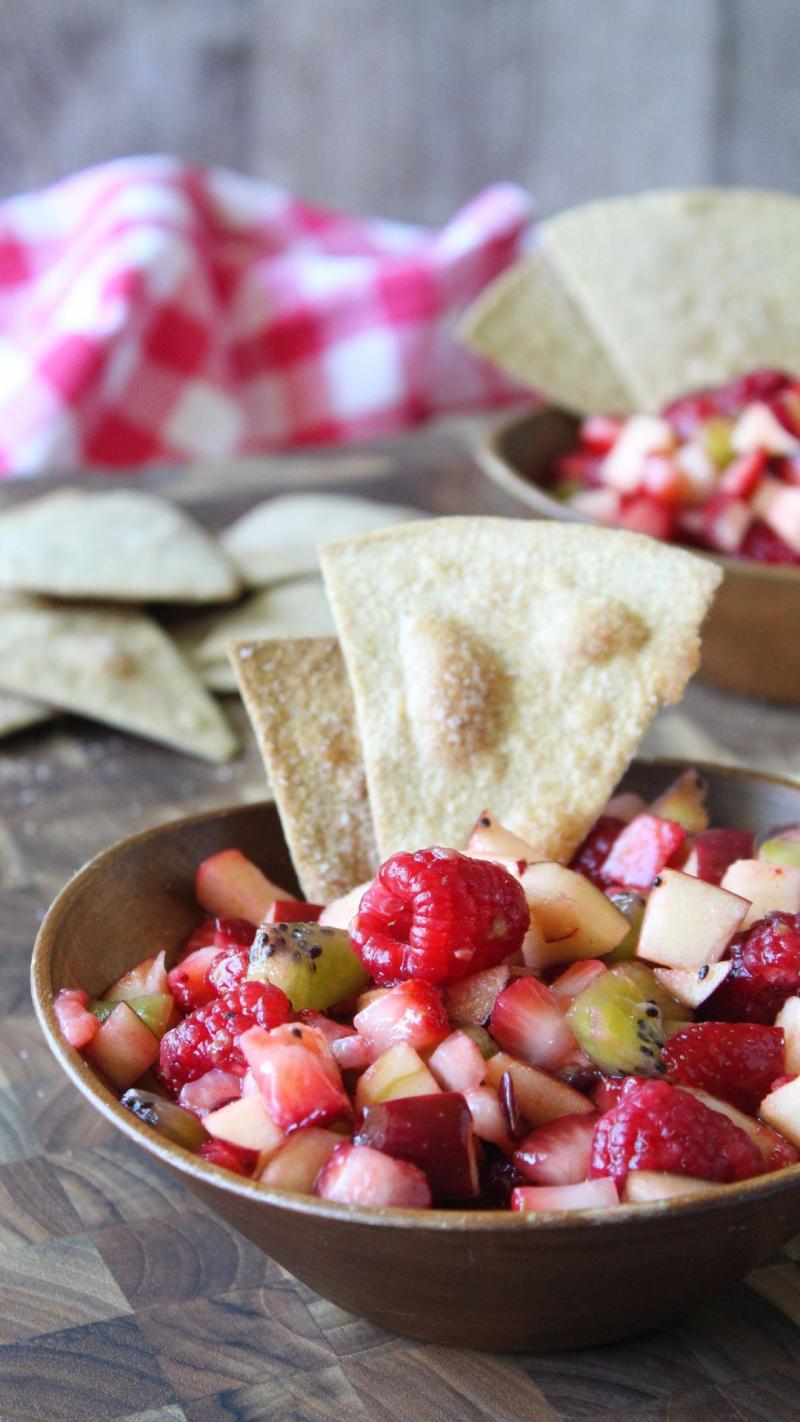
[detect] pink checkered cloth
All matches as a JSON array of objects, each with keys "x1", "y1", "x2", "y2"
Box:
[{"x1": 0, "y1": 157, "x2": 533, "y2": 474}]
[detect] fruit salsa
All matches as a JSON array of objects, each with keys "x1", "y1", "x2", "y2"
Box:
[
  {"x1": 55, "y1": 768, "x2": 800, "y2": 1213},
  {"x1": 549, "y1": 368, "x2": 800, "y2": 564}
]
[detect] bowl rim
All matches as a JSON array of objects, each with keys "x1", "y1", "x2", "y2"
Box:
[
  {"x1": 31, "y1": 758, "x2": 800, "y2": 1233},
  {"x1": 479, "y1": 406, "x2": 800, "y2": 586}
]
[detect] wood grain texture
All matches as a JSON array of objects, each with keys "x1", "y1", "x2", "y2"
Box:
[
  {"x1": 1, "y1": 1, "x2": 800, "y2": 220},
  {"x1": 0, "y1": 428, "x2": 797, "y2": 1416}
]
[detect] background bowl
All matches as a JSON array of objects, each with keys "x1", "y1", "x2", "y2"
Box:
[
  {"x1": 32, "y1": 760, "x2": 800, "y2": 1352},
  {"x1": 477, "y1": 407, "x2": 800, "y2": 703}
]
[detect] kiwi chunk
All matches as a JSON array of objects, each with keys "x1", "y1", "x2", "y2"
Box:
[
  {"x1": 121, "y1": 1089, "x2": 206, "y2": 1151},
  {"x1": 604, "y1": 889, "x2": 646, "y2": 963},
  {"x1": 247, "y1": 922, "x2": 369, "y2": 1011},
  {"x1": 93, "y1": 993, "x2": 174, "y2": 1037},
  {"x1": 566, "y1": 962, "x2": 689, "y2": 1076},
  {"x1": 460, "y1": 1024, "x2": 500, "y2": 1060}
]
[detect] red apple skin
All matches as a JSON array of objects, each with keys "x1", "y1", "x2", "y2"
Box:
[
  {"x1": 685, "y1": 829, "x2": 756, "y2": 885},
  {"x1": 354, "y1": 1092, "x2": 479, "y2": 1201}
]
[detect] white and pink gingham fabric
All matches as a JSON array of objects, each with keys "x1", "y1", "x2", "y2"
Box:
[{"x1": 0, "y1": 157, "x2": 533, "y2": 474}]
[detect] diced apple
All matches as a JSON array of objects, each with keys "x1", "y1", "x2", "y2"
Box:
[
  {"x1": 427, "y1": 1030, "x2": 486, "y2": 1093},
  {"x1": 354, "y1": 1042, "x2": 440, "y2": 1110},
  {"x1": 622, "y1": 1171, "x2": 713, "y2": 1203},
  {"x1": 636, "y1": 868, "x2": 749, "y2": 970},
  {"x1": 490, "y1": 978, "x2": 577, "y2": 1072},
  {"x1": 259, "y1": 1127, "x2": 342, "y2": 1192},
  {"x1": 752, "y1": 479, "x2": 800, "y2": 554},
  {"x1": 84, "y1": 1001, "x2": 160, "y2": 1089},
  {"x1": 463, "y1": 1086, "x2": 514, "y2": 1152},
  {"x1": 195, "y1": 849, "x2": 295, "y2": 924},
  {"x1": 353, "y1": 980, "x2": 449, "y2": 1062},
  {"x1": 649, "y1": 770, "x2": 709, "y2": 833},
  {"x1": 354, "y1": 1093, "x2": 479, "y2": 1200},
  {"x1": 600, "y1": 814, "x2": 686, "y2": 891},
  {"x1": 731, "y1": 402, "x2": 800, "y2": 456},
  {"x1": 513, "y1": 1112, "x2": 598, "y2": 1186},
  {"x1": 776, "y1": 998, "x2": 800, "y2": 1075},
  {"x1": 759, "y1": 839, "x2": 800, "y2": 868},
  {"x1": 54, "y1": 988, "x2": 100, "y2": 1051},
  {"x1": 603, "y1": 792, "x2": 646, "y2": 823},
  {"x1": 485, "y1": 1052, "x2": 595, "y2": 1127},
  {"x1": 331, "y1": 1034, "x2": 371, "y2": 1071},
  {"x1": 315, "y1": 1142, "x2": 431, "y2": 1209},
  {"x1": 318, "y1": 880, "x2": 371, "y2": 930},
  {"x1": 720, "y1": 859, "x2": 800, "y2": 929},
  {"x1": 519, "y1": 862, "x2": 629, "y2": 967},
  {"x1": 601, "y1": 414, "x2": 674, "y2": 492},
  {"x1": 465, "y1": 811, "x2": 538, "y2": 864},
  {"x1": 569, "y1": 487, "x2": 622, "y2": 522},
  {"x1": 511, "y1": 1179, "x2": 619, "y2": 1212},
  {"x1": 683, "y1": 829, "x2": 756, "y2": 885},
  {"x1": 443, "y1": 963, "x2": 511, "y2": 1026},
  {"x1": 653, "y1": 961, "x2": 732, "y2": 1010},
  {"x1": 105, "y1": 951, "x2": 169, "y2": 1003},
  {"x1": 760, "y1": 1076, "x2": 800, "y2": 1150},
  {"x1": 204, "y1": 1094, "x2": 285, "y2": 1155}
]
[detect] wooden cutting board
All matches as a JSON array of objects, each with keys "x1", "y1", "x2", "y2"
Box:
[{"x1": 1, "y1": 422, "x2": 799, "y2": 1422}]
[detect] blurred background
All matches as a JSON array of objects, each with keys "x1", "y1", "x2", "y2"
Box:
[{"x1": 3, "y1": 0, "x2": 798, "y2": 222}]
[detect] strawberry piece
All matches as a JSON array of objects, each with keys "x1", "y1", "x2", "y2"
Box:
[
  {"x1": 719, "y1": 448, "x2": 767, "y2": 499},
  {"x1": 580, "y1": 415, "x2": 625, "y2": 453},
  {"x1": 351, "y1": 847, "x2": 529, "y2": 987},
  {"x1": 353, "y1": 980, "x2": 449, "y2": 1061},
  {"x1": 740, "y1": 519, "x2": 800, "y2": 566},
  {"x1": 263, "y1": 900, "x2": 324, "y2": 924},
  {"x1": 700, "y1": 492, "x2": 753, "y2": 554},
  {"x1": 589, "y1": 1077, "x2": 764, "y2": 1186},
  {"x1": 54, "y1": 988, "x2": 101, "y2": 1051},
  {"x1": 199, "y1": 1138, "x2": 259, "y2": 1177},
  {"x1": 159, "y1": 981, "x2": 290, "y2": 1091},
  {"x1": 514, "y1": 1112, "x2": 599, "y2": 1186},
  {"x1": 600, "y1": 813, "x2": 686, "y2": 891},
  {"x1": 240, "y1": 1023, "x2": 351, "y2": 1132},
  {"x1": 427, "y1": 1030, "x2": 486, "y2": 1093},
  {"x1": 195, "y1": 849, "x2": 295, "y2": 924},
  {"x1": 615, "y1": 496, "x2": 674, "y2": 541},
  {"x1": 168, "y1": 947, "x2": 220, "y2": 1011},
  {"x1": 702, "y1": 911, "x2": 800, "y2": 1024},
  {"x1": 569, "y1": 816, "x2": 626, "y2": 887},
  {"x1": 490, "y1": 977, "x2": 577, "y2": 1072},
  {"x1": 550, "y1": 960, "x2": 608, "y2": 1004},
  {"x1": 315, "y1": 1142, "x2": 431, "y2": 1209},
  {"x1": 552, "y1": 449, "x2": 603, "y2": 484},
  {"x1": 178, "y1": 1068, "x2": 243, "y2": 1117},
  {"x1": 663, "y1": 1022, "x2": 785, "y2": 1114}
]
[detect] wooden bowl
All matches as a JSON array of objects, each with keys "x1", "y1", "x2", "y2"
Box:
[
  {"x1": 477, "y1": 407, "x2": 800, "y2": 703},
  {"x1": 31, "y1": 761, "x2": 800, "y2": 1353}
]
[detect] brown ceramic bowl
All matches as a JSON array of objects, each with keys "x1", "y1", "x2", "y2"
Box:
[
  {"x1": 31, "y1": 760, "x2": 800, "y2": 1352},
  {"x1": 477, "y1": 407, "x2": 800, "y2": 703}
]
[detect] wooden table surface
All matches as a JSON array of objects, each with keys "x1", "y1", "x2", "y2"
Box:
[{"x1": 2, "y1": 421, "x2": 800, "y2": 1422}]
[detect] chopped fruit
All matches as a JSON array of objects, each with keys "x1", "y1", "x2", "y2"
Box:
[
  {"x1": 567, "y1": 962, "x2": 688, "y2": 1076},
  {"x1": 178, "y1": 1068, "x2": 242, "y2": 1116},
  {"x1": 353, "y1": 980, "x2": 449, "y2": 1062},
  {"x1": 351, "y1": 847, "x2": 529, "y2": 987},
  {"x1": 105, "y1": 951, "x2": 169, "y2": 1004},
  {"x1": 121, "y1": 1088, "x2": 207, "y2": 1150},
  {"x1": 318, "y1": 880, "x2": 372, "y2": 930},
  {"x1": 204, "y1": 1094, "x2": 285, "y2": 1155},
  {"x1": 260, "y1": 1128, "x2": 342, "y2": 1192},
  {"x1": 678, "y1": 1085, "x2": 799, "y2": 1170},
  {"x1": 466, "y1": 810, "x2": 537, "y2": 863},
  {"x1": 460, "y1": 1023, "x2": 499, "y2": 1059},
  {"x1": 600, "y1": 814, "x2": 687, "y2": 891},
  {"x1": 603, "y1": 792, "x2": 646, "y2": 823},
  {"x1": 427, "y1": 1030, "x2": 486, "y2": 1093},
  {"x1": 248, "y1": 922, "x2": 369, "y2": 1011},
  {"x1": 519, "y1": 862, "x2": 630, "y2": 966},
  {"x1": 330, "y1": 1033, "x2": 371, "y2": 1071},
  {"x1": 355, "y1": 1093, "x2": 479, "y2": 1200},
  {"x1": 443, "y1": 964, "x2": 511, "y2": 1026},
  {"x1": 721, "y1": 860, "x2": 800, "y2": 928},
  {"x1": 719, "y1": 448, "x2": 767, "y2": 499},
  {"x1": 663, "y1": 1022, "x2": 785, "y2": 1115},
  {"x1": 195, "y1": 849, "x2": 295, "y2": 924},
  {"x1": 604, "y1": 889, "x2": 647, "y2": 963},
  {"x1": 511, "y1": 1180, "x2": 619, "y2": 1212},
  {"x1": 622, "y1": 1172, "x2": 712, "y2": 1203},
  {"x1": 315, "y1": 1142, "x2": 432, "y2": 1208},
  {"x1": 702, "y1": 911, "x2": 800, "y2": 1024},
  {"x1": 590, "y1": 1078, "x2": 764, "y2": 1186},
  {"x1": 54, "y1": 988, "x2": 100, "y2": 1050},
  {"x1": 754, "y1": 479, "x2": 800, "y2": 554},
  {"x1": 683, "y1": 829, "x2": 756, "y2": 884},
  {"x1": 550, "y1": 960, "x2": 608, "y2": 1004},
  {"x1": 732, "y1": 401, "x2": 799, "y2": 456},
  {"x1": 168, "y1": 947, "x2": 221, "y2": 1010},
  {"x1": 199, "y1": 1138, "x2": 258, "y2": 1176},
  {"x1": 490, "y1": 978, "x2": 577, "y2": 1072},
  {"x1": 649, "y1": 770, "x2": 709, "y2": 834},
  {"x1": 484, "y1": 1052, "x2": 595, "y2": 1127},
  {"x1": 159, "y1": 981, "x2": 291, "y2": 1090},
  {"x1": 513, "y1": 1112, "x2": 598, "y2": 1186},
  {"x1": 207, "y1": 947, "x2": 250, "y2": 997},
  {"x1": 463, "y1": 1086, "x2": 514, "y2": 1152},
  {"x1": 760, "y1": 839, "x2": 800, "y2": 868},
  {"x1": 125, "y1": 993, "x2": 175, "y2": 1039},
  {"x1": 85, "y1": 1001, "x2": 160, "y2": 1090},
  {"x1": 759, "y1": 1076, "x2": 800, "y2": 1151},
  {"x1": 636, "y1": 868, "x2": 750, "y2": 970},
  {"x1": 354, "y1": 1042, "x2": 440, "y2": 1110},
  {"x1": 776, "y1": 998, "x2": 800, "y2": 1074},
  {"x1": 263, "y1": 899, "x2": 324, "y2": 924},
  {"x1": 602, "y1": 414, "x2": 675, "y2": 491},
  {"x1": 569, "y1": 817, "x2": 626, "y2": 887},
  {"x1": 241, "y1": 1023, "x2": 351, "y2": 1132},
  {"x1": 653, "y1": 962, "x2": 732, "y2": 1010}
]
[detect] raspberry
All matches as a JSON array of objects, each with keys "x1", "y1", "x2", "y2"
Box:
[
  {"x1": 208, "y1": 947, "x2": 250, "y2": 995},
  {"x1": 159, "y1": 981, "x2": 290, "y2": 1091},
  {"x1": 589, "y1": 1077, "x2": 764, "y2": 1186},
  {"x1": 199, "y1": 1138, "x2": 258, "y2": 1177},
  {"x1": 739, "y1": 521, "x2": 800, "y2": 566},
  {"x1": 350, "y1": 847, "x2": 529, "y2": 987},
  {"x1": 663, "y1": 1022, "x2": 785, "y2": 1115},
  {"x1": 702, "y1": 912, "x2": 800, "y2": 1024},
  {"x1": 569, "y1": 816, "x2": 625, "y2": 886}
]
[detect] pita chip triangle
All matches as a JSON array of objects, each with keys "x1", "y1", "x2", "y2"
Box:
[
  {"x1": 229, "y1": 636, "x2": 376, "y2": 899},
  {"x1": 0, "y1": 598, "x2": 237, "y2": 761},
  {"x1": 321, "y1": 518, "x2": 721, "y2": 862},
  {"x1": 0, "y1": 489, "x2": 241, "y2": 603},
  {"x1": 0, "y1": 692, "x2": 54, "y2": 738}
]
